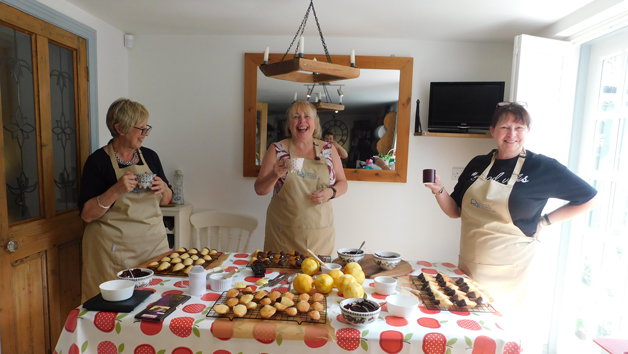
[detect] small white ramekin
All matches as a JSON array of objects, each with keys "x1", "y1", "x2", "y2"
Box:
[
  {"x1": 209, "y1": 273, "x2": 233, "y2": 292},
  {"x1": 322, "y1": 263, "x2": 343, "y2": 274},
  {"x1": 373, "y1": 276, "x2": 398, "y2": 295}
]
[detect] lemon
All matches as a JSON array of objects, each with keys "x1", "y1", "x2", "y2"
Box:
[
  {"x1": 327, "y1": 269, "x2": 344, "y2": 288},
  {"x1": 314, "y1": 274, "x2": 334, "y2": 294},
  {"x1": 343, "y1": 282, "x2": 364, "y2": 299},
  {"x1": 344, "y1": 262, "x2": 362, "y2": 274},
  {"x1": 301, "y1": 257, "x2": 320, "y2": 276},
  {"x1": 293, "y1": 273, "x2": 314, "y2": 294},
  {"x1": 346, "y1": 268, "x2": 366, "y2": 285},
  {"x1": 336, "y1": 274, "x2": 356, "y2": 293}
]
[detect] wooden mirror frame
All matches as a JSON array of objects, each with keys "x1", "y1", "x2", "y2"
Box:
[{"x1": 243, "y1": 53, "x2": 413, "y2": 182}]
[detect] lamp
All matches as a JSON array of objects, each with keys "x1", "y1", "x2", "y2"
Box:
[
  {"x1": 259, "y1": 0, "x2": 359, "y2": 83},
  {"x1": 306, "y1": 83, "x2": 345, "y2": 112},
  {"x1": 306, "y1": 85, "x2": 314, "y2": 98},
  {"x1": 337, "y1": 88, "x2": 344, "y2": 97}
]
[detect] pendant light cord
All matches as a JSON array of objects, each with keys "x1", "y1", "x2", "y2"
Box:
[{"x1": 282, "y1": 0, "x2": 332, "y2": 63}]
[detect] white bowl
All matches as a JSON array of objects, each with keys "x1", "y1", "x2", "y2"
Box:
[
  {"x1": 339, "y1": 298, "x2": 381, "y2": 326},
  {"x1": 337, "y1": 248, "x2": 365, "y2": 264},
  {"x1": 100, "y1": 280, "x2": 136, "y2": 302},
  {"x1": 374, "y1": 276, "x2": 397, "y2": 295},
  {"x1": 322, "y1": 263, "x2": 342, "y2": 274},
  {"x1": 373, "y1": 251, "x2": 401, "y2": 270},
  {"x1": 209, "y1": 273, "x2": 233, "y2": 292},
  {"x1": 386, "y1": 294, "x2": 419, "y2": 318},
  {"x1": 117, "y1": 268, "x2": 154, "y2": 288}
]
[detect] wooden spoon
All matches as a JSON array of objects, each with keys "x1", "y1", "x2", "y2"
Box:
[
  {"x1": 222, "y1": 269, "x2": 236, "y2": 279},
  {"x1": 306, "y1": 248, "x2": 330, "y2": 269}
]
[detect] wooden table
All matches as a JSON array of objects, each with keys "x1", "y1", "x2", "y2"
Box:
[{"x1": 54, "y1": 253, "x2": 521, "y2": 354}]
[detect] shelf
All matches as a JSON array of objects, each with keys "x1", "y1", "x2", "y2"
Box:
[{"x1": 414, "y1": 132, "x2": 492, "y2": 139}]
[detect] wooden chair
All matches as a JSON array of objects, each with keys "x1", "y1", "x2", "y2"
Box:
[{"x1": 189, "y1": 210, "x2": 258, "y2": 252}]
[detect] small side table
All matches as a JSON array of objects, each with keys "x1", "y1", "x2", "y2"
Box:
[
  {"x1": 594, "y1": 338, "x2": 628, "y2": 354},
  {"x1": 160, "y1": 203, "x2": 193, "y2": 250}
]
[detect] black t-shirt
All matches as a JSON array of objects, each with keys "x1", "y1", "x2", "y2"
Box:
[
  {"x1": 78, "y1": 146, "x2": 170, "y2": 213},
  {"x1": 450, "y1": 149, "x2": 597, "y2": 236}
]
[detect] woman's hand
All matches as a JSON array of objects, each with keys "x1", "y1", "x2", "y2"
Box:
[
  {"x1": 151, "y1": 176, "x2": 168, "y2": 195},
  {"x1": 272, "y1": 160, "x2": 290, "y2": 178},
  {"x1": 310, "y1": 188, "x2": 332, "y2": 205},
  {"x1": 424, "y1": 174, "x2": 444, "y2": 194},
  {"x1": 115, "y1": 171, "x2": 138, "y2": 194}
]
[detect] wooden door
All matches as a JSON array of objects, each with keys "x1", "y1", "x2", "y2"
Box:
[{"x1": 0, "y1": 3, "x2": 89, "y2": 353}]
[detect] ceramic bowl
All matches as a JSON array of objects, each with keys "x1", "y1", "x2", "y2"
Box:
[
  {"x1": 386, "y1": 294, "x2": 419, "y2": 318},
  {"x1": 321, "y1": 263, "x2": 343, "y2": 274},
  {"x1": 337, "y1": 248, "x2": 365, "y2": 264},
  {"x1": 117, "y1": 268, "x2": 154, "y2": 288},
  {"x1": 209, "y1": 273, "x2": 233, "y2": 292},
  {"x1": 135, "y1": 173, "x2": 157, "y2": 189},
  {"x1": 374, "y1": 276, "x2": 398, "y2": 295},
  {"x1": 339, "y1": 298, "x2": 381, "y2": 326},
  {"x1": 373, "y1": 251, "x2": 401, "y2": 270},
  {"x1": 100, "y1": 279, "x2": 135, "y2": 301}
]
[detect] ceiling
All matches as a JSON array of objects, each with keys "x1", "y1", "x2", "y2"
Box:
[{"x1": 65, "y1": 0, "x2": 595, "y2": 42}]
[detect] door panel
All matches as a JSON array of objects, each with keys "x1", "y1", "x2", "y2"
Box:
[{"x1": 0, "y1": 2, "x2": 88, "y2": 353}]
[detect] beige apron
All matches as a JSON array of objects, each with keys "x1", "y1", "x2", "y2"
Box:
[
  {"x1": 458, "y1": 151, "x2": 536, "y2": 312},
  {"x1": 264, "y1": 140, "x2": 335, "y2": 256},
  {"x1": 81, "y1": 145, "x2": 169, "y2": 301}
]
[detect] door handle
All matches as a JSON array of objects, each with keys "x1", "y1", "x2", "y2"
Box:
[{"x1": 6, "y1": 240, "x2": 19, "y2": 252}]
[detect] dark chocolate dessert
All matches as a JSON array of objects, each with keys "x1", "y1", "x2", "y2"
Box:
[
  {"x1": 120, "y1": 268, "x2": 150, "y2": 278},
  {"x1": 343, "y1": 300, "x2": 379, "y2": 313},
  {"x1": 343, "y1": 250, "x2": 364, "y2": 255}
]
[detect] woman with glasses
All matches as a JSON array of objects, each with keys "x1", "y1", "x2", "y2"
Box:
[
  {"x1": 254, "y1": 100, "x2": 348, "y2": 256},
  {"x1": 425, "y1": 102, "x2": 598, "y2": 312},
  {"x1": 78, "y1": 98, "x2": 172, "y2": 301}
]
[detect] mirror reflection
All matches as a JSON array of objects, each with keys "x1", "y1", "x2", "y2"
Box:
[{"x1": 256, "y1": 68, "x2": 400, "y2": 170}]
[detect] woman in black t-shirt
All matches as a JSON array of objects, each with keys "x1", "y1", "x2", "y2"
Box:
[{"x1": 424, "y1": 102, "x2": 598, "y2": 311}]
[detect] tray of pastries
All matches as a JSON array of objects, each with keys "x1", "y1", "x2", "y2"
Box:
[
  {"x1": 207, "y1": 286, "x2": 327, "y2": 325},
  {"x1": 144, "y1": 247, "x2": 224, "y2": 277},
  {"x1": 249, "y1": 249, "x2": 331, "y2": 269},
  {"x1": 411, "y1": 272, "x2": 496, "y2": 313}
]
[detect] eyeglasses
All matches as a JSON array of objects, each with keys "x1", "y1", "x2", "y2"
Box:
[
  {"x1": 496, "y1": 101, "x2": 527, "y2": 109},
  {"x1": 133, "y1": 125, "x2": 152, "y2": 136}
]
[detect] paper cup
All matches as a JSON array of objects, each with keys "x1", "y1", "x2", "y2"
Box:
[
  {"x1": 423, "y1": 169, "x2": 435, "y2": 184},
  {"x1": 284, "y1": 158, "x2": 304, "y2": 173}
]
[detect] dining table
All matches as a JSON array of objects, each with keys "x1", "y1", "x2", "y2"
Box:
[{"x1": 54, "y1": 252, "x2": 521, "y2": 354}]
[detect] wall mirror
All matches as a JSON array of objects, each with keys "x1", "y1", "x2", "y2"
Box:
[{"x1": 243, "y1": 53, "x2": 413, "y2": 182}]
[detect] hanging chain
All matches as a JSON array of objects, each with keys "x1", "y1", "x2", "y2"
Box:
[{"x1": 281, "y1": 0, "x2": 332, "y2": 63}]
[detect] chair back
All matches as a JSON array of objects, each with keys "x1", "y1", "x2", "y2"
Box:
[{"x1": 189, "y1": 210, "x2": 258, "y2": 252}]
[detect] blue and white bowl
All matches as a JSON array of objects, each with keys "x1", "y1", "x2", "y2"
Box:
[
  {"x1": 339, "y1": 298, "x2": 381, "y2": 326},
  {"x1": 373, "y1": 251, "x2": 401, "y2": 270}
]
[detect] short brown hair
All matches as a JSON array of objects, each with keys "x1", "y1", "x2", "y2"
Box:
[
  {"x1": 491, "y1": 103, "x2": 531, "y2": 129},
  {"x1": 106, "y1": 98, "x2": 149, "y2": 138},
  {"x1": 284, "y1": 100, "x2": 322, "y2": 139}
]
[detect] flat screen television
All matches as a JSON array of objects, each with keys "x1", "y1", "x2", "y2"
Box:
[{"x1": 428, "y1": 81, "x2": 505, "y2": 133}]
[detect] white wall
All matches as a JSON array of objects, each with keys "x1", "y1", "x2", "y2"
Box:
[{"x1": 127, "y1": 35, "x2": 509, "y2": 262}]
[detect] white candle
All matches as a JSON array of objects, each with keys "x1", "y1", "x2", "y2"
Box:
[
  {"x1": 263, "y1": 47, "x2": 269, "y2": 62},
  {"x1": 299, "y1": 36, "x2": 304, "y2": 55},
  {"x1": 315, "y1": 92, "x2": 320, "y2": 102},
  {"x1": 350, "y1": 49, "x2": 355, "y2": 65},
  {"x1": 294, "y1": 92, "x2": 298, "y2": 101}
]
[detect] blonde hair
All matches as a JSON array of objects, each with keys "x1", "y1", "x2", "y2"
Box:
[
  {"x1": 284, "y1": 100, "x2": 322, "y2": 139},
  {"x1": 106, "y1": 98, "x2": 149, "y2": 138}
]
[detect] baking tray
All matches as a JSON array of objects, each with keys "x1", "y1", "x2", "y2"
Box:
[
  {"x1": 138, "y1": 252, "x2": 227, "y2": 277},
  {"x1": 206, "y1": 291, "x2": 327, "y2": 325},
  {"x1": 410, "y1": 275, "x2": 496, "y2": 313}
]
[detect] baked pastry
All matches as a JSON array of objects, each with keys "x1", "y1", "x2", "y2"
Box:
[
  {"x1": 285, "y1": 307, "x2": 297, "y2": 316},
  {"x1": 239, "y1": 294, "x2": 254, "y2": 305},
  {"x1": 200, "y1": 247, "x2": 210, "y2": 256},
  {"x1": 311, "y1": 301, "x2": 324, "y2": 312},
  {"x1": 179, "y1": 253, "x2": 190, "y2": 260},
  {"x1": 194, "y1": 258, "x2": 205, "y2": 265},
  {"x1": 183, "y1": 258, "x2": 193, "y2": 266},
  {"x1": 234, "y1": 282, "x2": 247, "y2": 289},
  {"x1": 226, "y1": 288, "x2": 240, "y2": 298},
  {"x1": 254, "y1": 290, "x2": 269, "y2": 300},
  {"x1": 246, "y1": 301, "x2": 258, "y2": 310},
  {"x1": 183, "y1": 265, "x2": 193, "y2": 275},
  {"x1": 259, "y1": 296, "x2": 272, "y2": 306},
  {"x1": 279, "y1": 297, "x2": 294, "y2": 307},
  {"x1": 274, "y1": 302, "x2": 287, "y2": 311},
  {"x1": 160, "y1": 256, "x2": 171, "y2": 263},
  {"x1": 209, "y1": 249, "x2": 218, "y2": 255},
  {"x1": 268, "y1": 291, "x2": 282, "y2": 302},
  {"x1": 175, "y1": 247, "x2": 187, "y2": 253},
  {"x1": 308, "y1": 310, "x2": 321, "y2": 320},
  {"x1": 157, "y1": 262, "x2": 171, "y2": 271},
  {"x1": 191, "y1": 255, "x2": 199, "y2": 261},
  {"x1": 298, "y1": 293, "x2": 310, "y2": 302},
  {"x1": 170, "y1": 257, "x2": 182, "y2": 264},
  {"x1": 147, "y1": 261, "x2": 159, "y2": 268},
  {"x1": 281, "y1": 292, "x2": 295, "y2": 301},
  {"x1": 188, "y1": 248, "x2": 198, "y2": 255},
  {"x1": 297, "y1": 300, "x2": 310, "y2": 313},
  {"x1": 242, "y1": 287, "x2": 254, "y2": 294},
  {"x1": 226, "y1": 298, "x2": 239, "y2": 308},
  {"x1": 213, "y1": 304, "x2": 229, "y2": 314},
  {"x1": 233, "y1": 304, "x2": 247, "y2": 317},
  {"x1": 260, "y1": 304, "x2": 276, "y2": 319},
  {"x1": 203, "y1": 255, "x2": 212, "y2": 261},
  {"x1": 171, "y1": 263, "x2": 185, "y2": 272},
  {"x1": 311, "y1": 293, "x2": 324, "y2": 302}
]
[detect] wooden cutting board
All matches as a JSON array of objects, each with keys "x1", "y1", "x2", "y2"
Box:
[
  {"x1": 138, "y1": 251, "x2": 230, "y2": 277},
  {"x1": 333, "y1": 254, "x2": 412, "y2": 279}
]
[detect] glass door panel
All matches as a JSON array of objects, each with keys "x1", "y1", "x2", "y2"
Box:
[
  {"x1": 48, "y1": 42, "x2": 78, "y2": 211},
  {"x1": 0, "y1": 24, "x2": 41, "y2": 222}
]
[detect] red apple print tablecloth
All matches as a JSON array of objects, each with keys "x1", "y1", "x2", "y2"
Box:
[{"x1": 55, "y1": 254, "x2": 521, "y2": 354}]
